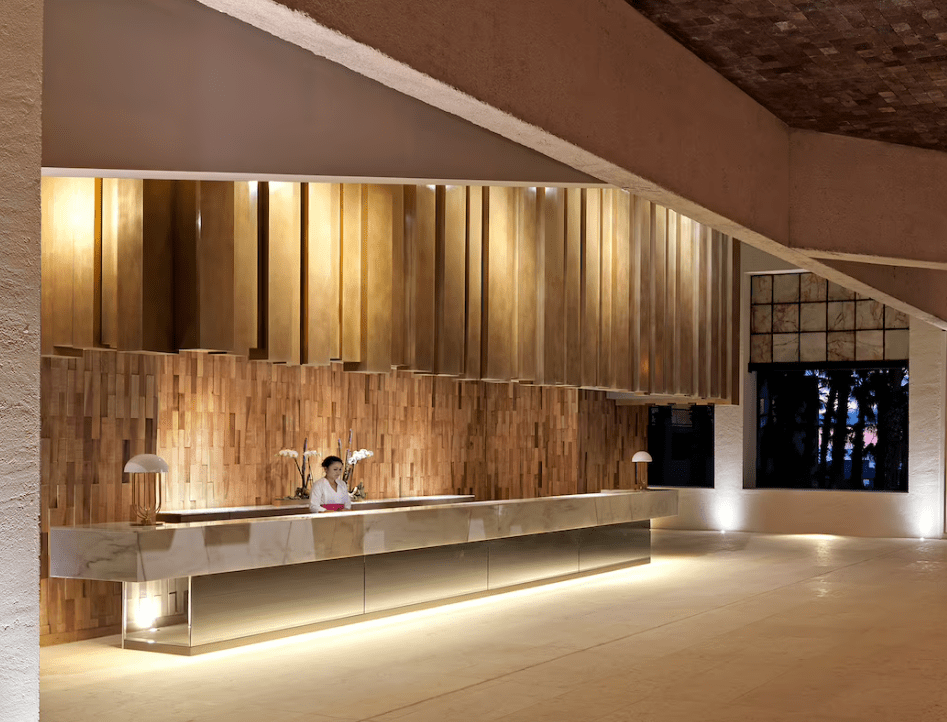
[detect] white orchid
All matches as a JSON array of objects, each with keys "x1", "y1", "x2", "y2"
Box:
[
  {"x1": 348, "y1": 448, "x2": 374, "y2": 464},
  {"x1": 277, "y1": 441, "x2": 321, "y2": 498}
]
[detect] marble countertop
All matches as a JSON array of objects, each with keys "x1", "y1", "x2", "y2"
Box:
[
  {"x1": 49, "y1": 489, "x2": 678, "y2": 583},
  {"x1": 156, "y1": 495, "x2": 476, "y2": 522}
]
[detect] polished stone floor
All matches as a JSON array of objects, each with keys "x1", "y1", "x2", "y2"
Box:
[{"x1": 41, "y1": 530, "x2": 947, "y2": 721}]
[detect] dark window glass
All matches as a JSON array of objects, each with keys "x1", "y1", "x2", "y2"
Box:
[
  {"x1": 648, "y1": 406, "x2": 714, "y2": 487},
  {"x1": 755, "y1": 364, "x2": 908, "y2": 491}
]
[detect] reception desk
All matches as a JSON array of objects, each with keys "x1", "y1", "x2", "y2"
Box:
[{"x1": 50, "y1": 490, "x2": 677, "y2": 654}]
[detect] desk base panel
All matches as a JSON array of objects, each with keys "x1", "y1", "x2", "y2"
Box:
[{"x1": 123, "y1": 521, "x2": 650, "y2": 655}]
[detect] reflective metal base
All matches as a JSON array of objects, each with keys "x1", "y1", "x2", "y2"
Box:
[{"x1": 123, "y1": 521, "x2": 651, "y2": 654}]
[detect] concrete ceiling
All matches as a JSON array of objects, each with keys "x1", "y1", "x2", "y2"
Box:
[
  {"x1": 629, "y1": 0, "x2": 947, "y2": 153},
  {"x1": 42, "y1": 0, "x2": 598, "y2": 185}
]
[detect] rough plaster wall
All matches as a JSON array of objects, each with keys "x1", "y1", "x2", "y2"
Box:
[
  {"x1": 907, "y1": 318, "x2": 947, "y2": 538},
  {"x1": 0, "y1": 0, "x2": 42, "y2": 718}
]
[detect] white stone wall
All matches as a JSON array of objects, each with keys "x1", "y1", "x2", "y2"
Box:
[
  {"x1": 0, "y1": 0, "x2": 42, "y2": 719},
  {"x1": 657, "y1": 247, "x2": 947, "y2": 539}
]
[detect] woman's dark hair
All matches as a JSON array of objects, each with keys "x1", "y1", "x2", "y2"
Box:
[{"x1": 321, "y1": 455, "x2": 344, "y2": 469}]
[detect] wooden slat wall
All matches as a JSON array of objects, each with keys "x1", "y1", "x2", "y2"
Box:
[
  {"x1": 42, "y1": 179, "x2": 740, "y2": 401},
  {"x1": 40, "y1": 349, "x2": 648, "y2": 644},
  {"x1": 41, "y1": 177, "x2": 99, "y2": 355}
]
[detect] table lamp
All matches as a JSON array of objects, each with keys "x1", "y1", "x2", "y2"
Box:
[
  {"x1": 124, "y1": 453, "x2": 168, "y2": 525},
  {"x1": 631, "y1": 450, "x2": 652, "y2": 490}
]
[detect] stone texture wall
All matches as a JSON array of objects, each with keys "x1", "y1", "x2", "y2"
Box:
[{"x1": 0, "y1": 0, "x2": 43, "y2": 718}]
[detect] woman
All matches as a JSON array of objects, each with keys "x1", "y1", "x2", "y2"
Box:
[{"x1": 309, "y1": 455, "x2": 352, "y2": 512}]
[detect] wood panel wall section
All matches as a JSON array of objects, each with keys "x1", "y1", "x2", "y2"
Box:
[
  {"x1": 41, "y1": 178, "x2": 739, "y2": 401},
  {"x1": 40, "y1": 349, "x2": 647, "y2": 644}
]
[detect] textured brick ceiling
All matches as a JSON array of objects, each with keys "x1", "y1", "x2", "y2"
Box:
[{"x1": 628, "y1": 1, "x2": 947, "y2": 152}]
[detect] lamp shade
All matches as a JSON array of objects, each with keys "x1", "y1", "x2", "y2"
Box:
[
  {"x1": 124, "y1": 454, "x2": 169, "y2": 474},
  {"x1": 631, "y1": 451, "x2": 653, "y2": 463}
]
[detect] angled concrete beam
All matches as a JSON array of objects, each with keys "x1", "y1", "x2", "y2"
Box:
[{"x1": 790, "y1": 131, "x2": 947, "y2": 268}]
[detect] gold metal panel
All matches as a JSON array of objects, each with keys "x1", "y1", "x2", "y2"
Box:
[
  {"x1": 190, "y1": 557, "x2": 365, "y2": 647},
  {"x1": 364, "y1": 544, "x2": 488, "y2": 614}
]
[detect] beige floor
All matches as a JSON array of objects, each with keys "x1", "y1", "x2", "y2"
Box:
[{"x1": 41, "y1": 530, "x2": 947, "y2": 722}]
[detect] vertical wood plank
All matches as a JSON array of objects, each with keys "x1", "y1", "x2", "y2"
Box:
[
  {"x1": 41, "y1": 177, "x2": 97, "y2": 354},
  {"x1": 564, "y1": 188, "x2": 583, "y2": 387},
  {"x1": 635, "y1": 197, "x2": 652, "y2": 392},
  {"x1": 628, "y1": 195, "x2": 641, "y2": 393},
  {"x1": 709, "y1": 229, "x2": 722, "y2": 399},
  {"x1": 582, "y1": 188, "x2": 601, "y2": 388},
  {"x1": 729, "y1": 238, "x2": 741, "y2": 403},
  {"x1": 141, "y1": 181, "x2": 176, "y2": 353},
  {"x1": 267, "y1": 182, "x2": 301, "y2": 364},
  {"x1": 599, "y1": 189, "x2": 614, "y2": 389},
  {"x1": 464, "y1": 187, "x2": 483, "y2": 379},
  {"x1": 516, "y1": 187, "x2": 538, "y2": 383},
  {"x1": 482, "y1": 186, "x2": 515, "y2": 381},
  {"x1": 679, "y1": 215, "x2": 695, "y2": 396},
  {"x1": 233, "y1": 182, "x2": 259, "y2": 358},
  {"x1": 407, "y1": 185, "x2": 436, "y2": 373},
  {"x1": 199, "y1": 182, "x2": 237, "y2": 353},
  {"x1": 435, "y1": 185, "x2": 466, "y2": 376},
  {"x1": 651, "y1": 205, "x2": 667, "y2": 393},
  {"x1": 542, "y1": 188, "x2": 565, "y2": 385},
  {"x1": 613, "y1": 190, "x2": 631, "y2": 391},
  {"x1": 390, "y1": 186, "x2": 406, "y2": 368},
  {"x1": 698, "y1": 224, "x2": 712, "y2": 398},
  {"x1": 341, "y1": 183, "x2": 363, "y2": 364},
  {"x1": 666, "y1": 208, "x2": 679, "y2": 395},
  {"x1": 305, "y1": 183, "x2": 336, "y2": 366},
  {"x1": 361, "y1": 184, "x2": 394, "y2": 372}
]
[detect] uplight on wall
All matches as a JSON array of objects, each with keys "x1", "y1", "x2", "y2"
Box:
[{"x1": 715, "y1": 498, "x2": 739, "y2": 533}]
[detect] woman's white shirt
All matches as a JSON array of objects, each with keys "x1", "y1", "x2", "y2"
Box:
[{"x1": 309, "y1": 477, "x2": 352, "y2": 512}]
